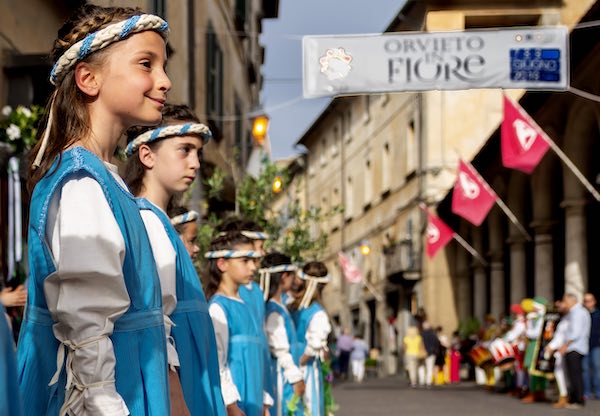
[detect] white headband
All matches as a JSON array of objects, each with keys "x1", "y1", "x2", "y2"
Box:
[
  {"x1": 50, "y1": 14, "x2": 169, "y2": 85},
  {"x1": 297, "y1": 270, "x2": 330, "y2": 309},
  {"x1": 217, "y1": 230, "x2": 270, "y2": 240},
  {"x1": 126, "y1": 123, "x2": 212, "y2": 156},
  {"x1": 170, "y1": 210, "x2": 199, "y2": 226},
  {"x1": 204, "y1": 250, "x2": 262, "y2": 259},
  {"x1": 259, "y1": 264, "x2": 298, "y2": 300},
  {"x1": 297, "y1": 270, "x2": 331, "y2": 284}
]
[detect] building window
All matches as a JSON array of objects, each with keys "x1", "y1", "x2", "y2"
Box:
[
  {"x1": 235, "y1": 0, "x2": 247, "y2": 35},
  {"x1": 331, "y1": 126, "x2": 339, "y2": 157},
  {"x1": 345, "y1": 176, "x2": 353, "y2": 220},
  {"x1": 382, "y1": 142, "x2": 391, "y2": 193},
  {"x1": 320, "y1": 137, "x2": 327, "y2": 166},
  {"x1": 406, "y1": 119, "x2": 416, "y2": 176},
  {"x1": 364, "y1": 159, "x2": 372, "y2": 209},
  {"x1": 206, "y1": 24, "x2": 224, "y2": 138},
  {"x1": 151, "y1": 0, "x2": 167, "y2": 19}
]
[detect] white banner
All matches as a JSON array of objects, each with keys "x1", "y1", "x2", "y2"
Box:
[{"x1": 303, "y1": 27, "x2": 568, "y2": 98}]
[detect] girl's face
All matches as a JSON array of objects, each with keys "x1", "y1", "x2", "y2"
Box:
[
  {"x1": 291, "y1": 275, "x2": 305, "y2": 295},
  {"x1": 146, "y1": 135, "x2": 203, "y2": 194},
  {"x1": 179, "y1": 221, "x2": 200, "y2": 260},
  {"x1": 280, "y1": 272, "x2": 294, "y2": 292},
  {"x1": 218, "y1": 243, "x2": 257, "y2": 286},
  {"x1": 95, "y1": 30, "x2": 171, "y2": 128},
  {"x1": 252, "y1": 239, "x2": 265, "y2": 269}
]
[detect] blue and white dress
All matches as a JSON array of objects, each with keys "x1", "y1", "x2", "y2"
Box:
[
  {"x1": 17, "y1": 147, "x2": 169, "y2": 415},
  {"x1": 209, "y1": 294, "x2": 268, "y2": 416},
  {"x1": 266, "y1": 299, "x2": 303, "y2": 416},
  {"x1": 294, "y1": 302, "x2": 331, "y2": 416},
  {"x1": 138, "y1": 199, "x2": 226, "y2": 416}
]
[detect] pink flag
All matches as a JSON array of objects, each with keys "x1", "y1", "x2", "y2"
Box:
[
  {"x1": 424, "y1": 210, "x2": 455, "y2": 258},
  {"x1": 501, "y1": 95, "x2": 550, "y2": 174},
  {"x1": 451, "y1": 160, "x2": 497, "y2": 226},
  {"x1": 338, "y1": 252, "x2": 362, "y2": 283}
]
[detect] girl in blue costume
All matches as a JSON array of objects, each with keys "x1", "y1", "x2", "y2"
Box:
[
  {"x1": 18, "y1": 5, "x2": 173, "y2": 415},
  {"x1": 124, "y1": 104, "x2": 226, "y2": 416},
  {"x1": 1, "y1": 305, "x2": 22, "y2": 416},
  {"x1": 291, "y1": 262, "x2": 333, "y2": 416},
  {"x1": 262, "y1": 253, "x2": 305, "y2": 416},
  {"x1": 170, "y1": 206, "x2": 201, "y2": 260},
  {"x1": 206, "y1": 232, "x2": 272, "y2": 416}
]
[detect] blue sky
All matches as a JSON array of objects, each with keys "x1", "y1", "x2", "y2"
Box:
[{"x1": 260, "y1": 0, "x2": 406, "y2": 159}]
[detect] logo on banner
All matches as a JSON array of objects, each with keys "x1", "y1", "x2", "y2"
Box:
[
  {"x1": 319, "y1": 48, "x2": 352, "y2": 81},
  {"x1": 458, "y1": 172, "x2": 480, "y2": 199},
  {"x1": 426, "y1": 223, "x2": 440, "y2": 244},
  {"x1": 513, "y1": 119, "x2": 537, "y2": 151}
]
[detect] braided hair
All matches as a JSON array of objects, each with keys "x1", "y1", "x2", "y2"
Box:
[
  {"x1": 28, "y1": 5, "x2": 145, "y2": 192},
  {"x1": 205, "y1": 232, "x2": 254, "y2": 299}
]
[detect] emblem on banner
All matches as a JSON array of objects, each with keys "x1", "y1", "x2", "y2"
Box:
[
  {"x1": 458, "y1": 172, "x2": 480, "y2": 199},
  {"x1": 426, "y1": 223, "x2": 440, "y2": 244},
  {"x1": 512, "y1": 119, "x2": 537, "y2": 151},
  {"x1": 319, "y1": 47, "x2": 352, "y2": 81}
]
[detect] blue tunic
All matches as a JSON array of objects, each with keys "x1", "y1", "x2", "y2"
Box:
[
  {"x1": 266, "y1": 300, "x2": 303, "y2": 416},
  {"x1": 210, "y1": 294, "x2": 265, "y2": 416},
  {"x1": 294, "y1": 302, "x2": 326, "y2": 416},
  {"x1": 1, "y1": 305, "x2": 22, "y2": 416},
  {"x1": 138, "y1": 198, "x2": 226, "y2": 416},
  {"x1": 240, "y1": 281, "x2": 275, "y2": 403},
  {"x1": 17, "y1": 147, "x2": 169, "y2": 415}
]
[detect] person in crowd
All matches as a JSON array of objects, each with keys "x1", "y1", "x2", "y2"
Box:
[
  {"x1": 291, "y1": 261, "x2": 332, "y2": 416},
  {"x1": 420, "y1": 321, "x2": 440, "y2": 388},
  {"x1": 170, "y1": 205, "x2": 201, "y2": 260},
  {"x1": 403, "y1": 326, "x2": 424, "y2": 388},
  {"x1": 207, "y1": 232, "x2": 270, "y2": 416},
  {"x1": 18, "y1": 5, "x2": 172, "y2": 415},
  {"x1": 125, "y1": 103, "x2": 226, "y2": 415},
  {"x1": 336, "y1": 327, "x2": 354, "y2": 381},
  {"x1": 521, "y1": 297, "x2": 547, "y2": 404},
  {"x1": 560, "y1": 292, "x2": 591, "y2": 409},
  {"x1": 350, "y1": 333, "x2": 369, "y2": 383},
  {"x1": 435, "y1": 326, "x2": 448, "y2": 384},
  {"x1": 544, "y1": 300, "x2": 570, "y2": 409},
  {"x1": 262, "y1": 252, "x2": 305, "y2": 416},
  {"x1": 583, "y1": 292, "x2": 600, "y2": 400}
]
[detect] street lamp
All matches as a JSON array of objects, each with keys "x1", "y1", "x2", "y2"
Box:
[
  {"x1": 360, "y1": 241, "x2": 371, "y2": 256},
  {"x1": 272, "y1": 175, "x2": 283, "y2": 194},
  {"x1": 252, "y1": 114, "x2": 269, "y2": 145}
]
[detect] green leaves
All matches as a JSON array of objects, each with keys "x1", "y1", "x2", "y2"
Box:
[{"x1": 0, "y1": 105, "x2": 44, "y2": 155}]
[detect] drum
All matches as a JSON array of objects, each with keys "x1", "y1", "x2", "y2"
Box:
[
  {"x1": 469, "y1": 345, "x2": 493, "y2": 369},
  {"x1": 489, "y1": 339, "x2": 515, "y2": 370}
]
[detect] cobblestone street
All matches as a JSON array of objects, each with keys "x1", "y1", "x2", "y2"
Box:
[{"x1": 333, "y1": 377, "x2": 600, "y2": 416}]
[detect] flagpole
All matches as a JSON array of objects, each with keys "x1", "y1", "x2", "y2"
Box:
[
  {"x1": 493, "y1": 197, "x2": 532, "y2": 241},
  {"x1": 507, "y1": 95, "x2": 600, "y2": 202},
  {"x1": 452, "y1": 233, "x2": 488, "y2": 266}
]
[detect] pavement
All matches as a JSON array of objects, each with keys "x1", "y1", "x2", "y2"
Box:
[{"x1": 333, "y1": 376, "x2": 600, "y2": 415}]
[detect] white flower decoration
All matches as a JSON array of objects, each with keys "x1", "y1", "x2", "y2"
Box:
[
  {"x1": 2, "y1": 106, "x2": 12, "y2": 117},
  {"x1": 18, "y1": 106, "x2": 32, "y2": 118},
  {"x1": 6, "y1": 124, "x2": 21, "y2": 141}
]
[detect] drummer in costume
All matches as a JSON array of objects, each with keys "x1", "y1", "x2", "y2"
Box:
[
  {"x1": 521, "y1": 296, "x2": 548, "y2": 403},
  {"x1": 544, "y1": 300, "x2": 570, "y2": 409},
  {"x1": 291, "y1": 261, "x2": 332, "y2": 416},
  {"x1": 262, "y1": 253, "x2": 306, "y2": 416},
  {"x1": 124, "y1": 103, "x2": 226, "y2": 415},
  {"x1": 206, "y1": 232, "x2": 272, "y2": 416},
  {"x1": 503, "y1": 304, "x2": 527, "y2": 396}
]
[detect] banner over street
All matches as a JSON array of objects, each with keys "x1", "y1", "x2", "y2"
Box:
[{"x1": 303, "y1": 27, "x2": 568, "y2": 98}]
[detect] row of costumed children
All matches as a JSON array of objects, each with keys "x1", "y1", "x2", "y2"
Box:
[{"x1": 0, "y1": 4, "x2": 332, "y2": 416}]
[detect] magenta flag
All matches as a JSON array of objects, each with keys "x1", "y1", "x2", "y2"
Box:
[
  {"x1": 338, "y1": 252, "x2": 363, "y2": 283},
  {"x1": 424, "y1": 210, "x2": 455, "y2": 258},
  {"x1": 501, "y1": 95, "x2": 550, "y2": 174},
  {"x1": 451, "y1": 160, "x2": 497, "y2": 226}
]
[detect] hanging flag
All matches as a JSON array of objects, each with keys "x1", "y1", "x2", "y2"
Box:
[
  {"x1": 338, "y1": 252, "x2": 363, "y2": 283},
  {"x1": 501, "y1": 95, "x2": 550, "y2": 174},
  {"x1": 451, "y1": 160, "x2": 497, "y2": 226},
  {"x1": 424, "y1": 210, "x2": 455, "y2": 258}
]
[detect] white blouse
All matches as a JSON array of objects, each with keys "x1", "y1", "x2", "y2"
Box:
[
  {"x1": 139, "y1": 208, "x2": 179, "y2": 369},
  {"x1": 265, "y1": 302, "x2": 303, "y2": 384},
  {"x1": 209, "y1": 298, "x2": 274, "y2": 407},
  {"x1": 44, "y1": 163, "x2": 130, "y2": 415},
  {"x1": 303, "y1": 310, "x2": 332, "y2": 359}
]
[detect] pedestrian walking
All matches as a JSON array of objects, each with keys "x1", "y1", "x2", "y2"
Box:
[
  {"x1": 207, "y1": 232, "x2": 270, "y2": 416},
  {"x1": 18, "y1": 6, "x2": 172, "y2": 415},
  {"x1": 545, "y1": 300, "x2": 570, "y2": 409},
  {"x1": 125, "y1": 103, "x2": 225, "y2": 416},
  {"x1": 420, "y1": 322, "x2": 440, "y2": 387},
  {"x1": 291, "y1": 261, "x2": 333, "y2": 416},
  {"x1": 350, "y1": 334, "x2": 369, "y2": 382},
  {"x1": 582, "y1": 292, "x2": 600, "y2": 399},
  {"x1": 403, "y1": 326, "x2": 424, "y2": 387},
  {"x1": 263, "y1": 253, "x2": 305, "y2": 416},
  {"x1": 336, "y1": 328, "x2": 354, "y2": 380},
  {"x1": 560, "y1": 292, "x2": 591, "y2": 409}
]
